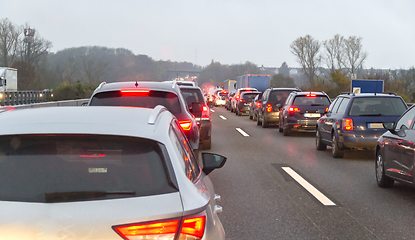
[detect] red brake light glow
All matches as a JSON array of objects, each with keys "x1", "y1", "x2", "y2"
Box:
[
  {"x1": 266, "y1": 104, "x2": 273, "y2": 112},
  {"x1": 256, "y1": 102, "x2": 261, "y2": 108},
  {"x1": 306, "y1": 94, "x2": 316, "y2": 97},
  {"x1": 114, "y1": 220, "x2": 179, "y2": 239},
  {"x1": 289, "y1": 107, "x2": 301, "y2": 112},
  {"x1": 120, "y1": 89, "x2": 150, "y2": 96},
  {"x1": 342, "y1": 118, "x2": 354, "y2": 131},
  {"x1": 179, "y1": 120, "x2": 192, "y2": 131},
  {"x1": 181, "y1": 216, "x2": 206, "y2": 238},
  {"x1": 201, "y1": 105, "x2": 210, "y2": 119}
]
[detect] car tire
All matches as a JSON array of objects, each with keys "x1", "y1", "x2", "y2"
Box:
[
  {"x1": 376, "y1": 151, "x2": 394, "y2": 188},
  {"x1": 283, "y1": 125, "x2": 290, "y2": 136},
  {"x1": 202, "y1": 137, "x2": 212, "y2": 150},
  {"x1": 237, "y1": 108, "x2": 241, "y2": 116},
  {"x1": 279, "y1": 120, "x2": 283, "y2": 132},
  {"x1": 316, "y1": 130, "x2": 327, "y2": 150},
  {"x1": 262, "y1": 118, "x2": 269, "y2": 128},
  {"x1": 249, "y1": 112, "x2": 253, "y2": 120},
  {"x1": 331, "y1": 134, "x2": 344, "y2": 158},
  {"x1": 256, "y1": 114, "x2": 262, "y2": 126},
  {"x1": 253, "y1": 112, "x2": 257, "y2": 121}
]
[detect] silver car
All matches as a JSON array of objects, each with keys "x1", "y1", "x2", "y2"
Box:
[{"x1": 0, "y1": 106, "x2": 226, "y2": 239}]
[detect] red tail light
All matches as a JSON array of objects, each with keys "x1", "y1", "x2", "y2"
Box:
[
  {"x1": 256, "y1": 102, "x2": 261, "y2": 108},
  {"x1": 235, "y1": 95, "x2": 240, "y2": 100},
  {"x1": 179, "y1": 120, "x2": 192, "y2": 131},
  {"x1": 325, "y1": 107, "x2": 329, "y2": 112},
  {"x1": 113, "y1": 216, "x2": 206, "y2": 240},
  {"x1": 120, "y1": 89, "x2": 150, "y2": 96},
  {"x1": 201, "y1": 105, "x2": 210, "y2": 119},
  {"x1": 266, "y1": 104, "x2": 272, "y2": 112},
  {"x1": 342, "y1": 118, "x2": 354, "y2": 131},
  {"x1": 306, "y1": 94, "x2": 316, "y2": 97},
  {"x1": 239, "y1": 99, "x2": 246, "y2": 102},
  {"x1": 289, "y1": 107, "x2": 301, "y2": 113}
]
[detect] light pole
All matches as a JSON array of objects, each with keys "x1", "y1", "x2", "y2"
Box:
[{"x1": 24, "y1": 28, "x2": 35, "y2": 63}]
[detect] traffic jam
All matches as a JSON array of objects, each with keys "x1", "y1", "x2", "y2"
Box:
[{"x1": 1, "y1": 75, "x2": 415, "y2": 239}]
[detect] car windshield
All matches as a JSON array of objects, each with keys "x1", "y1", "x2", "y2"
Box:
[
  {"x1": 269, "y1": 90, "x2": 297, "y2": 103},
  {"x1": 89, "y1": 90, "x2": 181, "y2": 114},
  {"x1": 293, "y1": 95, "x2": 331, "y2": 105},
  {"x1": 0, "y1": 135, "x2": 177, "y2": 203},
  {"x1": 349, "y1": 97, "x2": 407, "y2": 116}
]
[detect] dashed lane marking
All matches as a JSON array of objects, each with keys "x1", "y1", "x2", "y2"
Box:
[
  {"x1": 219, "y1": 115, "x2": 227, "y2": 120},
  {"x1": 236, "y1": 128, "x2": 249, "y2": 137}
]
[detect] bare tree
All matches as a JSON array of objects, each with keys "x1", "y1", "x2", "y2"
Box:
[
  {"x1": 0, "y1": 18, "x2": 22, "y2": 67},
  {"x1": 343, "y1": 36, "x2": 367, "y2": 74},
  {"x1": 323, "y1": 34, "x2": 345, "y2": 71},
  {"x1": 82, "y1": 56, "x2": 109, "y2": 85},
  {"x1": 290, "y1": 35, "x2": 321, "y2": 86}
]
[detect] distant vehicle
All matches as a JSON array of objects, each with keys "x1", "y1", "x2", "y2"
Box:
[
  {"x1": 214, "y1": 90, "x2": 228, "y2": 107},
  {"x1": 279, "y1": 91, "x2": 331, "y2": 136},
  {"x1": 0, "y1": 67, "x2": 17, "y2": 92},
  {"x1": 376, "y1": 104, "x2": 415, "y2": 188},
  {"x1": 224, "y1": 92, "x2": 235, "y2": 111},
  {"x1": 256, "y1": 88, "x2": 301, "y2": 128},
  {"x1": 0, "y1": 106, "x2": 226, "y2": 239},
  {"x1": 231, "y1": 87, "x2": 258, "y2": 113},
  {"x1": 316, "y1": 92, "x2": 408, "y2": 158},
  {"x1": 223, "y1": 79, "x2": 237, "y2": 93},
  {"x1": 249, "y1": 92, "x2": 263, "y2": 121},
  {"x1": 235, "y1": 91, "x2": 261, "y2": 116},
  {"x1": 179, "y1": 85, "x2": 212, "y2": 149},
  {"x1": 173, "y1": 80, "x2": 197, "y2": 87},
  {"x1": 236, "y1": 74, "x2": 270, "y2": 92},
  {"x1": 88, "y1": 81, "x2": 200, "y2": 154}
]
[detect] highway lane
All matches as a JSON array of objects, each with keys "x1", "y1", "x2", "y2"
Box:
[{"x1": 206, "y1": 106, "x2": 415, "y2": 240}]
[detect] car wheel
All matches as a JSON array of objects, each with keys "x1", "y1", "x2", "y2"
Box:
[
  {"x1": 316, "y1": 130, "x2": 327, "y2": 150},
  {"x1": 262, "y1": 118, "x2": 269, "y2": 128},
  {"x1": 283, "y1": 125, "x2": 290, "y2": 136},
  {"x1": 253, "y1": 112, "x2": 257, "y2": 121},
  {"x1": 331, "y1": 134, "x2": 344, "y2": 158},
  {"x1": 202, "y1": 137, "x2": 212, "y2": 150},
  {"x1": 249, "y1": 112, "x2": 253, "y2": 120},
  {"x1": 376, "y1": 151, "x2": 394, "y2": 188},
  {"x1": 279, "y1": 119, "x2": 283, "y2": 132},
  {"x1": 237, "y1": 108, "x2": 241, "y2": 116},
  {"x1": 256, "y1": 114, "x2": 262, "y2": 126}
]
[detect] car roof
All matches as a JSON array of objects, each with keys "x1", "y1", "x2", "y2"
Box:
[
  {"x1": 0, "y1": 106, "x2": 174, "y2": 142},
  {"x1": 270, "y1": 87, "x2": 300, "y2": 91},
  {"x1": 93, "y1": 81, "x2": 181, "y2": 95},
  {"x1": 339, "y1": 93, "x2": 401, "y2": 98},
  {"x1": 292, "y1": 91, "x2": 328, "y2": 96}
]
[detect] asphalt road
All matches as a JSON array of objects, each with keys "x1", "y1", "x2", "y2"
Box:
[{"x1": 206, "y1": 106, "x2": 415, "y2": 240}]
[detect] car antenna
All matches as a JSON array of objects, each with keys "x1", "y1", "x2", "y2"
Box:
[{"x1": 135, "y1": 81, "x2": 138, "y2": 88}]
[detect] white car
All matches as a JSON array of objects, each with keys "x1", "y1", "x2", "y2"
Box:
[{"x1": 0, "y1": 106, "x2": 226, "y2": 240}]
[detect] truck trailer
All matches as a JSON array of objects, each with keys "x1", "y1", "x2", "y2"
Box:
[
  {"x1": 236, "y1": 74, "x2": 270, "y2": 92},
  {"x1": 0, "y1": 67, "x2": 18, "y2": 92},
  {"x1": 223, "y1": 79, "x2": 237, "y2": 93}
]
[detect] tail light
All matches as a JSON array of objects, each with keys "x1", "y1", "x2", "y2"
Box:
[
  {"x1": 239, "y1": 99, "x2": 246, "y2": 103},
  {"x1": 288, "y1": 107, "x2": 301, "y2": 116},
  {"x1": 235, "y1": 95, "x2": 240, "y2": 100},
  {"x1": 120, "y1": 89, "x2": 150, "y2": 96},
  {"x1": 342, "y1": 118, "x2": 354, "y2": 131},
  {"x1": 325, "y1": 107, "x2": 329, "y2": 112},
  {"x1": 306, "y1": 94, "x2": 316, "y2": 97},
  {"x1": 113, "y1": 215, "x2": 206, "y2": 240},
  {"x1": 179, "y1": 120, "x2": 192, "y2": 131},
  {"x1": 216, "y1": 95, "x2": 220, "y2": 99},
  {"x1": 256, "y1": 102, "x2": 261, "y2": 108},
  {"x1": 266, "y1": 104, "x2": 273, "y2": 112},
  {"x1": 201, "y1": 105, "x2": 210, "y2": 119}
]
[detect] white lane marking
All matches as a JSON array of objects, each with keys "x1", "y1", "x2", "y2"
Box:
[
  {"x1": 219, "y1": 115, "x2": 227, "y2": 120},
  {"x1": 282, "y1": 167, "x2": 336, "y2": 206},
  {"x1": 236, "y1": 128, "x2": 249, "y2": 137},
  {"x1": 210, "y1": 109, "x2": 215, "y2": 112}
]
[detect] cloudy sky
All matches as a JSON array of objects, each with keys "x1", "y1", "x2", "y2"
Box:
[{"x1": 3, "y1": 0, "x2": 415, "y2": 69}]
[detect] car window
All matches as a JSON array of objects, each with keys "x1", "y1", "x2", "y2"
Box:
[
  {"x1": 396, "y1": 107, "x2": 415, "y2": 130},
  {"x1": 180, "y1": 88, "x2": 204, "y2": 106},
  {"x1": 336, "y1": 98, "x2": 350, "y2": 115},
  {"x1": 241, "y1": 93, "x2": 259, "y2": 100},
  {"x1": 329, "y1": 97, "x2": 342, "y2": 114},
  {"x1": 89, "y1": 90, "x2": 181, "y2": 114},
  {"x1": 0, "y1": 134, "x2": 177, "y2": 203},
  {"x1": 292, "y1": 95, "x2": 331, "y2": 106},
  {"x1": 269, "y1": 90, "x2": 293, "y2": 104},
  {"x1": 169, "y1": 120, "x2": 200, "y2": 182},
  {"x1": 349, "y1": 97, "x2": 407, "y2": 116}
]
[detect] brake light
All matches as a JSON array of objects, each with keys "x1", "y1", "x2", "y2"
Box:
[
  {"x1": 113, "y1": 215, "x2": 206, "y2": 240},
  {"x1": 325, "y1": 107, "x2": 329, "y2": 112},
  {"x1": 342, "y1": 118, "x2": 354, "y2": 131},
  {"x1": 120, "y1": 89, "x2": 150, "y2": 96},
  {"x1": 179, "y1": 120, "x2": 192, "y2": 131},
  {"x1": 306, "y1": 94, "x2": 316, "y2": 97},
  {"x1": 201, "y1": 105, "x2": 210, "y2": 119},
  {"x1": 289, "y1": 107, "x2": 301, "y2": 113},
  {"x1": 240, "y1": 99, "x2": 246, "y2": 102},
  {"x1": 235, "y1": 95, "x2": 240, "y2": 100},
  {"x1": 256, "y1": 102, "x2": 261, "y2": 108},
  {"x1": 266, "y1": 104, "x2": 273, "y2": 112}
]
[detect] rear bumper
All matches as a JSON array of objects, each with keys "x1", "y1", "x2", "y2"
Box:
[
  {"x1": 286, "y1": 118, "x2": 318, "y2": 131},
  {"x1": 264, "y1": 112, "x2": 280, "y2": 123},
  {"x1": 339, "y1": 131, "x2": 384, "y2": 149}
]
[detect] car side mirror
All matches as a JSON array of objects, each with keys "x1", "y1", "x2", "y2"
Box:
[
  {"x1": 383, "y1": 122, "x2": 397, "y2": 134},
  {"x1": 190, "y1": 102, "x2": 202, "y2": 114},
  {"x1": 202, "y1": 152, "x2": 227, "y2": 175}
]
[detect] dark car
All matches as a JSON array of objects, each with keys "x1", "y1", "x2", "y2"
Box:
[
  {"x1": 231, "y1": 88, "x2": 258, "y2": 113},
  {"x1": 279, "y1": 91, "x2": 331, "y2": 136},
  {"x1": 225, "y1": 92, "x2": 235, "y2": 111},
  {"x1": 256, "y1": 88, "x2": 301, "y2": 128},
  {"x1": 375, "y1": 104, "x2": 415, "y2": 188},
  {"x1": 87, "y1": 81, "x2": 200, "y2": 154},
  {"x1": 179, "y1": 85, "x2": 212, "y2": 149},
  {"x1": 249, "y1": 92, "x2": 263, "y2": 121},
  {"x1": 316, "y1": 92, "x2": 408, "y2": 158},
  {"x1": 235, "y1": 91, "x2": 261, "y2": 116}
]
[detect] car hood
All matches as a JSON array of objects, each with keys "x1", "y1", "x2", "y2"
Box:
[{"x1": 0, "y1": 192, "x2": 183, "y2": 239}]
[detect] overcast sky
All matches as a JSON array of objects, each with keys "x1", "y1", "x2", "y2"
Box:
[{"x1": 4, "y1": 0, "x2": 415, "y2": 69}]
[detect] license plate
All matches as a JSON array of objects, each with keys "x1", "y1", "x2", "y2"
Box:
[
  {"x1": 368, "y1": 123, "x2": 383, "y2": 128},
  {"x1": 304, "y1": 113, "x2": 320, "y2": 118}
]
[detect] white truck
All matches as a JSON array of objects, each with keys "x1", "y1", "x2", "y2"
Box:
[{"x1": 0, "y1": 67, "x2": 18, "y2": 92}]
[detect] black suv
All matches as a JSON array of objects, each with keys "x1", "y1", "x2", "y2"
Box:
[
  {"x1": 235, "y1": 91, "x2": 261, "y2": 116},
  {"x1": 316, "y1": 92, "x2": 407, "y2": 158},
  {"x1": 179, "y1": 85, "x2": 212, "y2": 149},
  {"x1": 256, "y1": 88, "x2": 301, "y2": 128},
  {"x1": 279, "y1": 91, "x2": 331, "y2": 136}
]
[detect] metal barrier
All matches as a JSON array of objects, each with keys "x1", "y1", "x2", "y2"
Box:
[
  {"x1": 0, "y1": 90, "x2": 49, "y2": 106},
  {"x1": 10, "y1": 99, "x2": 89, "y2": 109}
]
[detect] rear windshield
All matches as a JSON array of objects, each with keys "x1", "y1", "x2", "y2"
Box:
[
  {"x1": 0, "y1": 135, "x2": 177, "y2": 203},
  {"x1": 269, "y1": 90, "x2": 296, "y2": 103},
  {"x1": 89, "y1": 90, "x2": 181, "y2": 114},
  {"x1": 293, "y1": 95, "x2": 331, "y2": 105},
  {"x1": 349, "y1": 97, "x2": 407, "y2": 116},
  {"x1": 241, "y1": 93, "x2": 260, "y2": 100},
  {"x1": 218, "y1": 92, "x2": 227, "y2": 97},
  {"x1": 180, "y1": 88, "x2": 205, "y2": 106}
]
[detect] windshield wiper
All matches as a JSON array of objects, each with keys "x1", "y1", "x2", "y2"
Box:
[{"x1": 45, "y1": 191, "x2": 136, "y2": 203}]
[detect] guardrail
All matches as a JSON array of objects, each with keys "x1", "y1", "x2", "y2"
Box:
[
  {"x1": 0, "y1": 90, "x2": 51, "y2": 106},
  {"x1": 9, "y1": 98, "x2": 89, "y2": 110}
]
